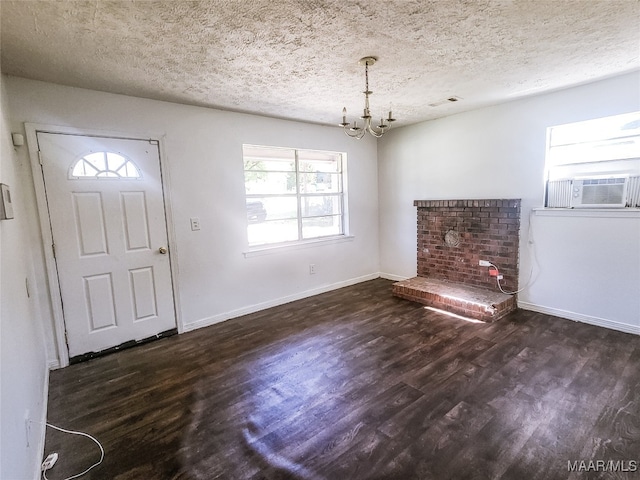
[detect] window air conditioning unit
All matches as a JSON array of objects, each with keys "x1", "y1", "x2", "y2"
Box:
[{"x1": 570, "y1": 175, "x2": 629, "y2": 208}]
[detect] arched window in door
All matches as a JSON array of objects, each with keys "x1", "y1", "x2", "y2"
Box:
[{"x1": 70, "y1": 151, "x2": 141, "y2": 179}]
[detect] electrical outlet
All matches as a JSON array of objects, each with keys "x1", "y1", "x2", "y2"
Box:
[
  {"x1": 479, "y1": 260, "x2": 491, "y2": 267},
  {"x1": 190, "y1": 217, "x2": 201, "y2": 231},
  {"x1": 309, "y1": 264, "x2": 316, "y2": 275}
]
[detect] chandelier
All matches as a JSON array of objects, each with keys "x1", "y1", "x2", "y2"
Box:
[{"x1": 339, "y1": 56, "x2": 396, "y2": 139}]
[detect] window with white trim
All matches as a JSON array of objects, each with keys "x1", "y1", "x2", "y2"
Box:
[
  {"x1": 243, "y1": 145, "x2": 347, "y2": 247},
  {"x1": 545, "y1": 111, "x2": 640, "y2": 208}
]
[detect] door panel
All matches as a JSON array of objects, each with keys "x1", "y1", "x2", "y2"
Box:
[
  {"x1": 84, "y1": 273, "x2": 118, "y2": 331},
  {"x1": 129, "y1": 267, "x2": 158, "y2": 320},
  {"x1": 73, "y1": 192, "x2": 109, "y2": 256},
  {"x1": 121, "y1": 192, "x2": 151, "y2": 251},
  {"x1": 38, "y1": 132, "x2": 176, "y2": 357}
]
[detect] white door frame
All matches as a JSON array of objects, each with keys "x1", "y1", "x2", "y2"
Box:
[{"x1": 25, "y1": 123, "x2": 183, "y2": 368}]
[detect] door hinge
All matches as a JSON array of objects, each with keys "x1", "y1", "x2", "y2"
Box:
[
  {"x1": 38, "y1": 151, "x2": 43, "y2": 165},
  {"x1": 52, "y1": 243, "x2": 56, "y2": 259}
]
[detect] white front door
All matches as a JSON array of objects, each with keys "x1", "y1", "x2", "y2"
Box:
[{"x1": 37, "y1": 132, "x2": 176, "y2": 358}]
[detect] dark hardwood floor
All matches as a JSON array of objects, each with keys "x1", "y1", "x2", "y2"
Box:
[{"x1": 44, "y1": 279, "x2": 640, "y2": 479}]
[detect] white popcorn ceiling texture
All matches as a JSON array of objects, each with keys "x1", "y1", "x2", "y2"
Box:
[{"x1": 1, "y1": 0, "x2": 639, "y2": 127}]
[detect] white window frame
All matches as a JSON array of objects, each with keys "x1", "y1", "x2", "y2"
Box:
[
  {"x1": 242, "y1": 144, "x2": 350, "y2": 253},
  {"x1": 543, "y1": 111, "x2": 640, "y2": 209}
]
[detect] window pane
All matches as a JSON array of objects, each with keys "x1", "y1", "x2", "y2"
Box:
[
  {"x1": 302, "y1": 215, "x2": 342, "y2": 239},
  {"x1": 106, "y1": 152, "x2": 126, "y2": 172},
  {"x1": 248, "y1": 219, "x2": 299, "y2": 246},
  {"x1": 298, "y1": 157, "x2": 341, "y2": 174},
  {"x1": 70, "y1": 152, "x2": 140, "y2": 179},
  {"x1": 298, "y1": 150, "x2": 341, "y2": 171},
  {"x1": 247, "y1": 197, "x2": 297, "y2": 222},
  {"x1": 548, "y1": 138, "x2": 640, "y2": 166},
  {"x1": 547, "y1": 111, "x2": 640, "y2": 166},
  {"x1": 85, "y1": 152, "x2": 106, "y2": 171},
  {"x1": 72, "y1": 160, "x2": 99, "y2": 177},
  {"x1": 549, "y1": 111, "x2": 640, "y2": 147},
  {"x1": 244, "y1": 158, "x2": 295, "y2": 172},
  {"x1": 300, "y1": 195, "x2": 342, "y2": 218},
  {"x1": 243, "y1": 145, "x2": 296, "y2": 169},
  {"x1": 246, "y1": 199, "x2": 268, "y2": 224},
  {"x1": 116, "y1": 161, "x2": 141, "y2": 178},
  {"x1": 299, "y1": 173, "x2": 341, "y2": 193},
  {"x1": 245, "y1": 171, "x2": 297, "y2": 195}
]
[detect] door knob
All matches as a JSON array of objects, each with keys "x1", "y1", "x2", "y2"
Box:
[{"x1": 158, "y1": 247, "x2": 168, "y2": 254}]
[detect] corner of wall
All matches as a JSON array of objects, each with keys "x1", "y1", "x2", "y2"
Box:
[{"x1": 0, "y1": 73, "x2": 50, "y2": 480}]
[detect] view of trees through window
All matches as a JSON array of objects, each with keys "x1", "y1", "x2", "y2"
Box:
[{"x1": 243, "y1": 145, "x2": 346, "y2": 247}]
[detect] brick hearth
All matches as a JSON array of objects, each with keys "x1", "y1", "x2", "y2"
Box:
[
  {"x1": 392, "y1": 277, "x2": 517, "y2": 322},
  {"x1": 392, "y1": 199, "x2": 521, "y2": 321}
]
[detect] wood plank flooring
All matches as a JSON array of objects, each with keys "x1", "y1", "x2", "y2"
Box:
[{"x1": 43, "y1": 279, "x2": 640, "y2": 479}]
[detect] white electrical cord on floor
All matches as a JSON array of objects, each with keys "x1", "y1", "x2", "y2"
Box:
[{"x1": 41, "y1": 422, "x2": 104, "y2": 480}]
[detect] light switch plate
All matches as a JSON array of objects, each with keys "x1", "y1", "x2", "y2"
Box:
[{"x1": 190, "y1": 217, "x2": 201, "y2": 231}]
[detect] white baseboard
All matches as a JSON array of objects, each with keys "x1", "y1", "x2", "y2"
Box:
[
  {"x1": 183, "y1": 273, "x2": 380, "y2": 332},
  {"x1": 518, "y1": 301, "x2": 640, "y2": 335},
  {"x1": 379, "y1": 272, "x2": 410, "y2": 281}
]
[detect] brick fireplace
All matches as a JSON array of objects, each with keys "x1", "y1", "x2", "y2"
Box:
[{"x1": 392, "y1": 199, "x2": 521, "y2": 322}]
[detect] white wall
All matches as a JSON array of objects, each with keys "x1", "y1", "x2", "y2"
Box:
[
  {"x1": 0, "y1": 77, "x2": 49, "y2": 479},
  {"x1": 378, "y1": 72, "x2": 640, "y2": 333},
  {"x1": 4, "y1": 76, "x2": 380, "y2": 366}
]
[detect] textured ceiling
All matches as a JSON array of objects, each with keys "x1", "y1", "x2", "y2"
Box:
[{"x1": 1, "y1": 0, "x2": 639, "y2": 128}]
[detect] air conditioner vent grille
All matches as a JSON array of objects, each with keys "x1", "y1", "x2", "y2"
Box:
[
  {"x1": 546, "y1": 179, "x2": 572, "y2": 208},
  {"x1": 580, "y1": 178, "x2": 626, "y2": 206},
  {"x1": 546, "y1": 175, "x2": 640, "y2": 208},
  {"x1": 627, "y1": 176, "x2": 640, "y2": 207}
]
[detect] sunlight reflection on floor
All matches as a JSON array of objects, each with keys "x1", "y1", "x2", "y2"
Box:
[{"x1": 424, "y1": 306, "x2": 486, "y2": 324}]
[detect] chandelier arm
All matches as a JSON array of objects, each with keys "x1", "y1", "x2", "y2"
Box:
[
  {"x1": 366, "y1": 124, "x2": 386, "y2": 138},
  {"x1": 343, "y1": 126, "x2": 366, "y2": 139},
  {"x1": 365, "y1": 116, "x2": 390, "y2": 138}
]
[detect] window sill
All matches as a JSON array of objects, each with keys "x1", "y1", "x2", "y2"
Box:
[
  {"x1": 533, "y1": 207, "x2": 640, "y2": 218},
  {"x1": 243, "y1": 235, "x2": 355, "y2": 257}
]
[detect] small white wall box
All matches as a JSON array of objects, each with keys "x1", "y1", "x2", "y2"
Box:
[
  {"x1": 11, "y1": 133, "x2": 24, "y2": 146},
  {"x1": 0, "y1": 184, "x2": 14, "y2": 220}
]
